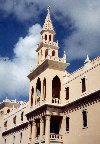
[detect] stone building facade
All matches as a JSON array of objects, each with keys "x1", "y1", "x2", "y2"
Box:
[{"x1": 0, "y1": 7, "x2": 100, "y2": 144}]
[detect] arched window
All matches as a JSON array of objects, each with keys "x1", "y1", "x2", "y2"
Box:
[
  {"x1": 13, "y1": 135, "x2": 15, "y2": 144},
  {"x1": 36, "y1": 78, "x2": 41, "y2": 96},
  {"x1": 38, "y1": 52, "x2": 39, "y2": 64},
  {"x1": 43, "y1": 78, "x2": 46, "y2": 99},
  {"x1": 52, "y1": 76, "x2": 61, "y2": 99},
  {"x1": 49, "y1": 35, "x2": 51, "y2": 41},
  {"x1": 7, "y1": 109, "x2": 10, "y2": 113},
  {"x1": 20, "y1": 133, "x2": 22, "y2": 143},
  {"x1": 4, "y1": 121, "x2": 7, "y2": 128},
  {"x1": 4, "y1": 139, "x2": 6, "y2": 144},
  {"x1": 45, "y1": 34, "x2": 47, "y2": 40},
  {"x1": 13, "y1": 116, "x2": 16, "y2": 124},
  {"x1": 45, "y1": 49, "x2": 48, "y2": 58},
  {"x1": 41, "y1": 50, "x2": 42, "y2": 60},
  {"x1": 21, "y1": 112, "x2": 24, "y2": 121},
  {"x1": 52, "y1": 50, "x2": 55, "y2": 56}
]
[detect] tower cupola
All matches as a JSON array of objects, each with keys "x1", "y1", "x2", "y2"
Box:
[{"x1": 36, "y1": 6, "x2": 59, "y2": 65}]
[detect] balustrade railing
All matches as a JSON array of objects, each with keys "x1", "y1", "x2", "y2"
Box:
[
  {"x1": 34, "y1": 135, "x2": 40, "y2": 143},
  {"x1": 50, "y1": 133, "x2": 63, "y2": 142},
  {"x1": 52, "y1": 98, "x2": 61, "y2": 104}
]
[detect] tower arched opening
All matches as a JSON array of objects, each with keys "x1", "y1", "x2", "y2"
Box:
[
  {"x1": 52, "y1": 50, "x2": 55, "y2": 56},
  {"x1": 45, "y1": 49, "x2": 48, "y2": 58},
  {"x1": 43, "y1": 78, "x2": 46, "y2": 99},
  {"x1": 49, "y1": 34, "x2": 51, "y2": 41},
  {"x1": 31, "y1": 86, "x2": 34, "y2": 106},
  {"x1": 36, "y1": 78, "x2": 41, "y2": 96},
  {"x1": 45, "y1": 34, "x2": 47, "y2": 40},
  {"x1": 52, "y1": 76, "x2": 61, "y2": 99}
]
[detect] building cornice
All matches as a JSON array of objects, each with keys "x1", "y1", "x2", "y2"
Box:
[
  {"x1": 0, "y1": 102, "x2": 20, "y2": 110},
  {"x1": 40, "y1": 29, "x2": 55, "y2": 35},
  {"x1": 28, "y1": 59, "x2": 68, "y2": 81},
  {"x1": 63, "y1": 90, "x2": 100, "y2": 113},
  {"x1": 26, "y1": 90, "x2": 100, "y2": 120},
  {"x1": 2, "y1": 122, "x2": 28, "y2": 137},
  {"x1": 66, "y1": 57, "x2": 100, "y2": 84},
  {"x1": 26, "y1": 104, "x2": 62, "y2": 121}
]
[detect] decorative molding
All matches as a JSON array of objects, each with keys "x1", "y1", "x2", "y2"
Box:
[
  {"x1": 63, "y1": 90, "x2": 100, "y2": 113},
  {"x1": 28, "y1": 59, "x2": 68, "y2": 81},
  {"x1": 2, "y1": 122, "x2": 28, "y2": 137}
]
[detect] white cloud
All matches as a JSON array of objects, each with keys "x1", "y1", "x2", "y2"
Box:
[
  {"x1": 1, "y1": 0, "x2": 99, "y2": 61},
  {"x1": 0, "y1": 24, "x2": 41, "y2": 100},
  {"x1": 0, "y1": 0, "x2": 100, "y2": 100}
]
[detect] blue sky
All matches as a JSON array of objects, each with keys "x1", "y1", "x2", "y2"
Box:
[{"x1": 0, "y1": 0, "x2": 100, "y2": 101}]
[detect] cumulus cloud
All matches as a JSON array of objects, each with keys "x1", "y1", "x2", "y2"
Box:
[
  {"x1": 0, "y1": 24, "x2": 41, "y2": 100},
  {"x1": 0, "y1": 0, "x2": 100, "y2": 100},
  {"x1": 1, "y1": 0, "x2": 100, "y2": 60}
]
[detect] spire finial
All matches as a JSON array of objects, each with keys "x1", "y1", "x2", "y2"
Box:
[
  {"x1": 47, "y1": 6, "x2": 50, "y2": 14},
  {"x1": 84, "y1": 54, "x2": 90, "y2": 64}
]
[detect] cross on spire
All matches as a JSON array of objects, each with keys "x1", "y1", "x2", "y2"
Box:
[{"x1": 47, "y1": 6, "x2": 50, "y2": 14}]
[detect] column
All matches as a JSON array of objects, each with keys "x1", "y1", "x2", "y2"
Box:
[
  {"x1": 28, "y1": 122, "x2": 32, "y2": 144},
  {"x1": 40, "y1": 117, "x2": 44, "y2": 143},
  {"x1": 32, "y1": 120, "x2": 37, "y2": 143},
  {"x1": 45, "y1": 115, "x2": 51, "y2": 144}
]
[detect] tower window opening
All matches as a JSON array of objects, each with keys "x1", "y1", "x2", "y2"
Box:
[
  {"x1": 45, "y1": 49, "x2": 48, "y2": 58},
  {"x1": 45, "y1": 34, "x2": 47, "y2": 40},
  {"x1": 52, "y1": 50, "x2": 55, "y2": 56},
  {"x1": 31, "y1": 87, "x2": 34, "y2": 106},
  {"x1": 82, "y1": 78, "x2": 86, "y2": 93},
  {"x1": 52, "y1": 76, "x2": 61, "y2": 99},
  {"x1": 82, "y1": 110, "x2": 87, "y2": 128},
  {"x1": 65, "y1": 87, "x2": 69, "y2": 100},
  {"x1": 43, "y1": 78, "x2": 46, "y2": 99},
  {"x1": 36, "y1": 78, "x2": 41, "y2": 96},
  {"x1": 49, "y1": 35, "x2": 51, "y2": 41},
  {"x1": 66, "y1": 117, "x2": 69, "y2": 132}
]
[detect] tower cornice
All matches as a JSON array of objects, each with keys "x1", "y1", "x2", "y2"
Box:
[{"x1": 28, "y1": 59, "x2": 69, "y2": 81}]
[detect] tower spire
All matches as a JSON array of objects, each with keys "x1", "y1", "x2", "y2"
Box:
[{"x1": 42, "y1": 6, "x2": 55, "y2": 33}]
